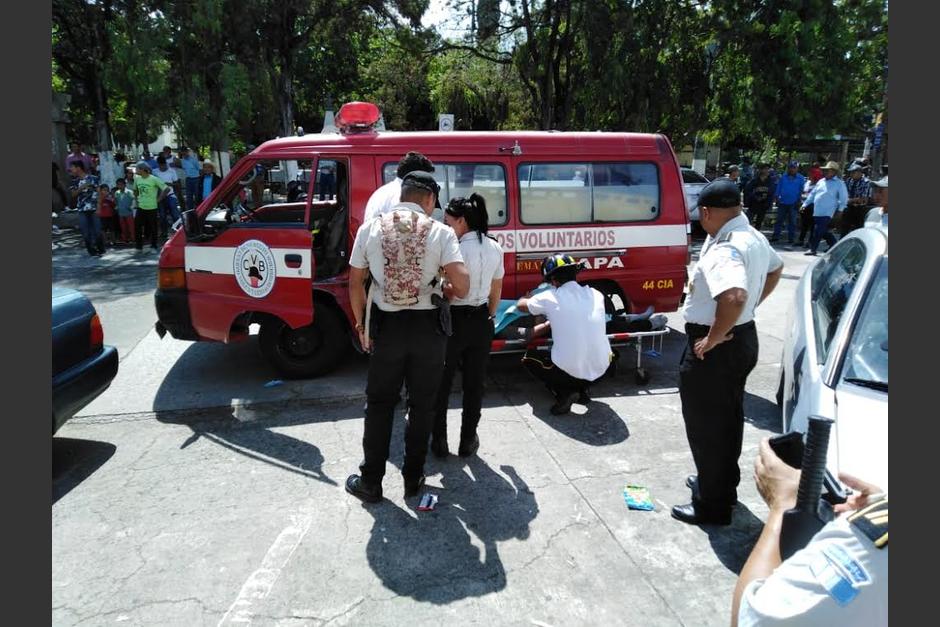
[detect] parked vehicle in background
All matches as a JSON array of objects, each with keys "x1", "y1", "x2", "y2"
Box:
[
  {"x1": 52, "y1": 288, "x2": 119, "y2": 434},
  {"x1": 681, "y1": 167, "x2": 709, "y2": 225},
  {"x1": 779, "y1": 225, "x2": 888, "y2": 490}
]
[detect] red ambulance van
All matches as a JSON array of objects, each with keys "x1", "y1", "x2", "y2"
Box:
[{"x1": 156, "y1": 102, "x2": 690, "y2": 377}]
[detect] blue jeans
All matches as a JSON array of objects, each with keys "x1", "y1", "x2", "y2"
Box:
[
  {"x1": 772, "y1": 203, "x2": 799, "y2": 242},
  {"x1": 158, "y1": 195, "x2": 181, "y2": 235},
  {"x1": 809, "y1": 216, "x2": 837, "y2": 253},
  {"x1": 185, "y1": 177, "x2": 200, "y2": 211},
  {"x1": 78, "y1": 211, "x2": 104, "y2": 255}
]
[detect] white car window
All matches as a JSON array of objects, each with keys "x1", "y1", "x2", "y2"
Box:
[
  {"x1": 810, "y1": 239, "x2": 867, "y2": 363},
  {"x1": 841, "y1": 258, "x2": 888, "y2": 390}
]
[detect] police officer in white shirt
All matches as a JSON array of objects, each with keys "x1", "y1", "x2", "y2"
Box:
[
  {"x1": 363, "y1": 151, "x2": 435, "y2": 223},
  {"x1": 732, "y1": 439, "x2": 887, "y2": 626},
  {"x1": 431, "y1": 194, "x2": 505, "y2": 458},
  {"x1": 673, "y1": 178, "x2": 784, "y2": 526},
  {"x1": 516, "y1": 254, "x2": 613, "y2": 415},
  {"x1": 345, "y1": 171, "x2": 470, "y2": 503}
]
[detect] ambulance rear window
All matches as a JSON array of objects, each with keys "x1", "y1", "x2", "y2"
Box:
[
  {"x1": 519, "y1": 162, "x2": 660, "y2": 225},
  {"x1": 382, "y1": 162, "x2": 508, "y2": 226}
]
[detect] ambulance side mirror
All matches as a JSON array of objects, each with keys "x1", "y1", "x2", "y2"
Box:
[{"x1": 182, "y1": 210, "x2": 202, "y2": 240}]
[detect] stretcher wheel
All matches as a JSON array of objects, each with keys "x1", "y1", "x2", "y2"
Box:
[{"x1": 635, "y1": 368, "x2": 650, "y2": 385}]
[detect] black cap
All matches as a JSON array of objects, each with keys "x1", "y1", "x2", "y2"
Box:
[
  {"x1": 401, "y1": 171, "x2": 440, "y2": 196},
  {"x1": 698, "y1": 178, "x2": 741, "y2": 209}
]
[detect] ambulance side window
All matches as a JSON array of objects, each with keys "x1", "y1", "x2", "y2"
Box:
[
  {"x1": 381, "y1": 161, "x2": 508, "y2": 226},
  {"x1": 519, "y1": 162, "x2": 660, "y2": 224}
]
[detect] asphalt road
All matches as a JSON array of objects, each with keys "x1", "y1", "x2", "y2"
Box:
[{"x1": 52, "y1": 227, "x2": 819, "y2": 626}]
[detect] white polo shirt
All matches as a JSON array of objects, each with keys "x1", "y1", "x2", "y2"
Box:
[
  {"x1": 526, "y1": 282, "x2": 612, "y2": 382},
  {"x1": 363, "y1": 177, "x2": 402, "y2": 223},
  {"x1": 450, "y1": 232, "x2": 505, "y2": 307},
  {"x1": 350, "y1": 203, "x2": 463, "y2": 312},
  {"x1": 683, "y1": 213, "x2": 783, "y2": 326}
]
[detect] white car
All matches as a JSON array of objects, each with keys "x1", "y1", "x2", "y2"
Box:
[
  {"x1": 681, "y1": 168, "x2": 709, "y2": 223},
  {"x1": 779, "y1": 225, "x2": 888, "y2": 490}
]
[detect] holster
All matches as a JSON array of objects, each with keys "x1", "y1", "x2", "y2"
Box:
[{"x1": 431, "y1": 293, "x2": 453, "y2": 337}]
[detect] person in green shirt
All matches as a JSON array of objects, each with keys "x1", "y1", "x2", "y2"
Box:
[{"x1": 133, "y1": 161, "x2": 169, "y2": 250}]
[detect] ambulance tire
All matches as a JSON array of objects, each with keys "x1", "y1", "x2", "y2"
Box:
[{"x1": 259, "y1": 308, "x2": 347, "y2": 379}]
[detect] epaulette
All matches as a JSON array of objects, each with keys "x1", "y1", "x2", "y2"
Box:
[
  {"x1": 717, "y1": 232, "x2": 734, "y2": 243},
  {"x1": 848, "y1": 497, "x2": 888, "y2": 549}
]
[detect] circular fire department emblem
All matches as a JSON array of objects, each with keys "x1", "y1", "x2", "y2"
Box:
[{"x1": 233, "y1": 239, "x2": 277, "y2": 298}]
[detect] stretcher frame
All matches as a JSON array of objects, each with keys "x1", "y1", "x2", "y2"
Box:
[{"x1": 489, "y1": 327, "x2": 671, "y2": 384}]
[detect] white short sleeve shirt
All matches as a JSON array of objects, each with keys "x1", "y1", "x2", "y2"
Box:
[
  {"x1": 363, "y1": 178, "x2": 402, "y2": 223},
  {"x1": 526, "y1": 282, "x2": 612, "y2": 382},
  {"x1": 738, "y1": 514, "x2": 888, "y2": 626},
  {"x1": 450, "y1": 233, "x2": 505, "y2": 307},
  {"x1": 683, "y1": 214, "x2": 783, "y2": 326},
  {"x1": 350, "y1": 203, "x2": 463, "y2": 312}
]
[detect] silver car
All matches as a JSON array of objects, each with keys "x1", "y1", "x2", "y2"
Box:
[
  {"x1": 779, "y1": 225, "x2": 888, "y2": 490},
  {"x1": 681, "y1": 168, "x2": 709, "y2": 223}
]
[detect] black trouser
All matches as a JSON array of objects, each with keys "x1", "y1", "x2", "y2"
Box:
[
  {"x1": 679, "y1": 321, "x2": 759, "y2": 516},
  {"x1": 135, "y1": 209, "x2": 159, "y2": 249},
  {"x1": 747, "y1": 204, "x2": 771, "y2": 231},
  {"x1": 839, "y1": 205, "x2": 869, "y2": 236},
  {"x1": 433, "y1": 305, "x2": 494, "y2": 446},
  {"x1": 522, "y1": 349, "x2": 595, "y2": 400},
  {"x1": 360, "y1": 307, "x2": 447, "y2": 486},
  {"x1": 798, "y1": 205, "x2": 815, "y2": 244}
]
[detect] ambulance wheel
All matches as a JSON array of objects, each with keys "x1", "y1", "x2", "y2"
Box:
[
  {"x1": 259, "y1": 308, "x2": 347, "y2": 379},
  {"x1": 634, "y1": 368, "x2": 650, "y2": 385}
]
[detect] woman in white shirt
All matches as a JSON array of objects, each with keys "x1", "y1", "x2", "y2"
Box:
[{"x1": 431, "y1": 194, "x2": 505, "y2": 458}]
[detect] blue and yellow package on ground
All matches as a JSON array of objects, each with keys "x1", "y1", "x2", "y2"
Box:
[{"x1": 623, "y1": 484, "x2": 655, "y2": 511}]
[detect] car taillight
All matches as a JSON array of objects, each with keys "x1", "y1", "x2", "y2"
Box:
[
  {"x1": 159, "y1": 268, "x2": 186, "y2": 289},
  {"x1": 90, "y1": 314, "x2": 104, "y2": 351}
]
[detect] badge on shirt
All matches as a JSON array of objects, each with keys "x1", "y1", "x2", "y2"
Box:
[{"x1": 808, "y1": 543, "x2": 871, "y2": 607}]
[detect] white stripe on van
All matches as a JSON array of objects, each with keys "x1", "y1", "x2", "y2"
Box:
[
  {"x1": 492, "y1": 224, "x2": 687, "y2": 253},
  {"x1": 185, "y1": 246, "x2": 312, "y2": 279}
]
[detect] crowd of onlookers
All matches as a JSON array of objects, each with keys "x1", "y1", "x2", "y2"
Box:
[
  {"x1": 718, "y1": 155, "x2": 888, "y2": 255},
  {"x1": 54, "y1": 142, "x2": 223, "y2": 257}
]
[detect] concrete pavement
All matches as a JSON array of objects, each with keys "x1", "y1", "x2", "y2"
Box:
[{"x1": 52, "y1": 230, "x2": 818, "y2": 626}]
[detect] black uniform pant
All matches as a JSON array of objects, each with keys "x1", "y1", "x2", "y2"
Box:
[
  {"x1": 433, "y1": 305, "x2": 494, "y2": 445},
  {"x1": 747, "y1": 204, "x2": 771, "y2": 231},
  {"x1": 522, "y1": 349, "x2": 595, "y2": 400},
  {"x1": 135, "y1": 209, "x2": 159, "y2": 249},
  {"x1": 679, "y1": 321, "x2": 759, "y2": 516},
  {"x1": 839, "y1": 205, "x2": 869, "y2": 236},
  {"x1": 360, "y1": 308, "x2": 447, "y2": 486}
]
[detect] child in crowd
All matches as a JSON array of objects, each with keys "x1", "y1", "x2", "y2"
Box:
[
  {"x1": 113, "y1": 178, "x2": 136, "y2": 244},
  {"x1": 97, "y1": 184, "x2": 117, "y2": 247}
]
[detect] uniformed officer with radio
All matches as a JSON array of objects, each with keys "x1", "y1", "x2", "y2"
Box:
[
  {"x1": 673, "y1": 178, "x2": 784, "y2": 526},
  {"x1": 345, "y1": 171, "x2": 470, "y2": 503},
  {"x1": 732, "y1": 439, "x2": 887, "y2": 626}
]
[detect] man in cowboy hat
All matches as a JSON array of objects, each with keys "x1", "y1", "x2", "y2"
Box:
[{"x1": 801, "y1": 161, "x2": 847, "y2": 256}]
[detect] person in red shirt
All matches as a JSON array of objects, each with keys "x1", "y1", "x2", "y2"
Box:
[
  {"x1": 808, "y1": 161, "x2": 823, "y2": 184},
  {"x1": 97, "y1": 184, "x2": 118, "y2": 248}
]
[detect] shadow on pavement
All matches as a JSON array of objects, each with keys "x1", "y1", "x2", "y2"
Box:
[
  {"x1": 52, "y1": 437, "x2": 117, "y2": 504},
  {"x1": 363, "y1": 457, "x2": 538, "y2": 604},
  {"x1": 744, "y1": 392, "x2": 782, "y2": 433},
  {"x1": 52, "y1": 237, "x2": 161, "y2": 305},
  {"x1": 528, "y1": 399, "x2": 630, "y2": 446},
  {"x1": 702, "y1": 503, "x2": 764, "y2": 575}
]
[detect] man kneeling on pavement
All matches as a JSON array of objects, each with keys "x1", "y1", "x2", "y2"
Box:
[{"x1": 515, "y1": 254, "x2": 614, "y2": 415}]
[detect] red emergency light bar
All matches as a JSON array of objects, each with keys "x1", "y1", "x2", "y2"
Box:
[{"x1": 336, "y1": 102, "x2": 381, "y2": 134}]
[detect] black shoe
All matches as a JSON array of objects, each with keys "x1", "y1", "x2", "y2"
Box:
[
  {"x1": 550, "y1": 392, "x2": 579, "y2": 415},
  {"x1": 685, "y1": 474, "x2": 698, "y2": 492},
  {"x1": 345, "y1": 474, "x2": 382, "y2": 503},
  {"x1": 430, "y1": 438, "x2": 450, "y2": 459},
  {"x1": 670, "y1": 503, "x2": 732, "y2": 526},
  {"x1": 404, "y1": 475, "x2": 426, "y2": 498},
  {"x1": 458, "y1": 434, "x2": 480, "y2": 458},
  {"x1": 577, "y1": 391, "x2": 591, "y2": 405},
  {"x1": 804, "y1": 251, "x2": 817, "y2": 256}
]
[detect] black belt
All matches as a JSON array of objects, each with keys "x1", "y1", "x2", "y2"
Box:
[
  {"x1": 686, "y1": 320, "x2": 755, "y2": 334},
  {"x1": 373, "y1": 306, "x2": 437, "y2": 319},
  {"x1": 451, "y1": 304, "x2": 489, "y2": 316}
]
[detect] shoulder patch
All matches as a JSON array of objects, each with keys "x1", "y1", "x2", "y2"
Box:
[{"x1": 848, "y1": 497, "x2": 888, "y2": 549}]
